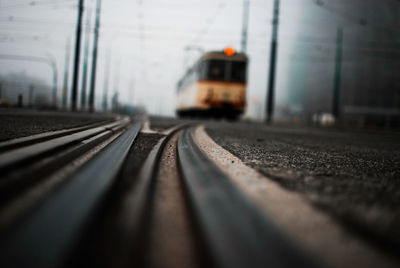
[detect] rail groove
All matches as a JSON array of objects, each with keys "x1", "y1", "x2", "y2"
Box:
[
  {"x1": 177, "y1": 127, "x2": 315, "y2": 268},
  {"x1": 0, "y1": 118, "x2": 131, "y2": 209},
  {"x1": 109, "y1": 125, "x2": 185, "y2": 267},
  {"x1": 0, "y1": 121, "x2": 318, "y2": 268},
  {"x1": 0, "y1": 119, "x2": 115, "y2": 153},
  {"x1": 0, "y1": 119, "x2": 128, "y2": 172},
  {"x1": 0, "y1": 120, "x2": 142, "y2": 268}
]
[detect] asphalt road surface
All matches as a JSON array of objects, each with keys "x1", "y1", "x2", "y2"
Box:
[
  {"x1": 205, "y1": 120, "x2": 400, "y2": 258},
  {"x1": 150, "y1": 116, "x2": 400, "y2": 258},
  {"x1": 1, "y1": 111, "x2": 399, "y2": 266},
  {"x1": 0, "y1": 108, "x2": 115, "y2": 141}
]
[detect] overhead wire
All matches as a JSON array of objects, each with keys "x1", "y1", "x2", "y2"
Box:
[
  {"x1": 0, "y1": 0, "x2": 76, "y2": 10},
  {"x1": 189, "y1": 1, "x2": 227, "y2": 46}
]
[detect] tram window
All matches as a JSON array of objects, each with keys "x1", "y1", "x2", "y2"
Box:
[
  {"x1": 231, "y1": 61, "x2": 247, "y2": 82},
  {"x1": 177, "y1": 80, "x2": 182, "y2": 92},
  {"x1": 207, "y1": 60, "x2": 226, "y2": 81},
  {"x1": 198, "y1": 61, "x2": 207, "y2": 80}
]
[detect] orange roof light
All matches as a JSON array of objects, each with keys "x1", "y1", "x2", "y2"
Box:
[{"x1": 224, "y1": 47, "x2": 235, "y2": 56}]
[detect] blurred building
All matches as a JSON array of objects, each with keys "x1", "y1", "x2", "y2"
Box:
[{"x1": 276, "y1": 0, "x2": 400, "y2": 127}]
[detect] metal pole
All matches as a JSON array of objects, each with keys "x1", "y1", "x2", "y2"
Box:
[
  {"x1": 88, "y1": 0, "x2": 102, "y2": 113},
  {"x1": 29, "y1": 85, "x2": 34, "y2": 107},
  {"x1": 265, "y1": 0, "x2": 280, "y2": 123},
  {"x1": 62, "y1": 38, "x2": 71, "y2": 109},
  {"x1": 240, "y1": 0, "x2": 250, "y2": 53},
  {"x1": 18, "y1": 94, "x2": 23, "y2": 107},
  {"x1": 332, "y1": 26, "x2": 343, "y2": 120},
  {"x1": 128, "y1": 78, "x2": 134, "y2": 106},
  {"x1": 71, "y1": 0, "x2": 84, "y2": 111},
  {"x1": 80, "y1": 9, "x2": 92, "y2": 110},
  {"x1": 46, "y1": 54, "x2": 58, "y2": 109},
  {"x1": 102, "y1": 49, "x2": 111, "y2": 111},
  {"x1": 113, "y1": 58, "x2": 120, "y2": 111},
  {"x1": 52, "y1": 61, "x2": 58, "y2": 108},
  {"x1": 112, "y1": 91, "x2": 119, "y2": 112}
]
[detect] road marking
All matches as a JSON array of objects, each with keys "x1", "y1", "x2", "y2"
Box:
[
  {"x1": 141, "y1": 118, "x2": 183, "y2": 135},
  {"x1": 193, "y1": 125, "x2": 397, "y2": 268},
  {"x1": 140, "y1": 119, "x2": 159, "y2": 134}
]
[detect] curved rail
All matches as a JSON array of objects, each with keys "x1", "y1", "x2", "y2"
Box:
[
  {"x1": 0, "y1": 119, "x2": 128, "y2": 172},
  {"x1": 0, "y1": 121, "x2": 319, "y2": 268},
  {"x1": 105, "y1": 124, "x2": 185, "y2": 267},
  {"x1": 0, "y1": 120, "x2": 143, "y2": 267},
  {"x1": 177, "y1": 127, "x2": 315, "y2": 268},
  {"x1": 0, "y1": 118, "x2": 129, "y2": 212},
  {"x1": 0, "y1": 119, "x2": 114, "y2": 153}
]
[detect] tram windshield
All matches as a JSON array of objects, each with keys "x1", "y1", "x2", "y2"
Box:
[
  {"x1": 199, "y1": 59, "x2": 247, "y2": 83},
  {"x1": 231, "y1": 61, "x2": 246, "y2": 82},
  {"x1": 207, "y1": 60, "x2": 226, "y2": 80}
]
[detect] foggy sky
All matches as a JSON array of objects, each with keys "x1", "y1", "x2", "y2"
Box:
[{"x1": 0, "y1": 0, "x2": 363, "y2": 118}]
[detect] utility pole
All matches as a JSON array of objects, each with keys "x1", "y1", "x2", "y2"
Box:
[
  {"x1": 71, "y1": 0, "x2": 84, "y2": 111},
  {"x1": 80, "y1": 9, "x2": 92, "y2": 110},
  {"x1": 113, "y1": 58, "x2": 121, "y2": 109},
  {"x1": 29, "y1": 85, "x2": 34, "y2": 108},
  {"x1": 112, "y1": 92, "x2": 119, "y2": 112},
  {"x1": 47, "y1": 54, "x2": 58, "y2": 109},
  {"x1": 332, "y1": 26, "x2": 343, "y2": 120},
  {"x1": 240, "y1": 0, "x2": 250, "y2": 53},
  {"x1": 62, "y1": 38, "x2": 71, "y2": 109},
  {"x1": 265, "y1": 0, "x2": 280, "y2": 123},
  {"x1": 128, "y1": 78, "x2": 134, "y2": 106},
  {"x1": 312, "y1": 0, "x2": 366, "y2": 122},
  {"x1": 18, "y1": 94, "x2": 23, "y2": 107},
  {"x1": 89, "y1": 0, "x2": 102, "y2": 113},
  {"x1": 102, "y1": 49, "x2": 111, "y2": 111}
]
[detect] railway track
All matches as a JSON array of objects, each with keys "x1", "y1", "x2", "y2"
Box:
[
  {"x1": 0, "y1": 119, "x2": 315, "y2": 268},
  {"x1": 0, "y1": 116, "x2": 132, "y2": 228}
]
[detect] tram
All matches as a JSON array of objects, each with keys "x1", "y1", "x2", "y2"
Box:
[{"x1": 176, "y1": 47, "x2": 248, "y2": 120}]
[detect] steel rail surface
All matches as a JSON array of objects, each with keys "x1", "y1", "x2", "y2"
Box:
[
  {"x1": 0, "y1": 120, "x2": 142, "y2": 268},
  {"x1": 0, "y1": 119, "x2": 115, "y2": 153},
  {"x1": 112, "y1": 125, "x2": 185, "y2": 267},
  {"x1": 0, "y1": 124, "x2": 128, "y2": 210},
  {"x1": 0, "y1": 119, "x2": 127, "y2": 172},
  {"x1": 177, "y1": 128, "x2": 316, "y2": 268}
]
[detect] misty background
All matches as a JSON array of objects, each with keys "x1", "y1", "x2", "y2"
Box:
[{"x1": 0, "y1": 0, "x2": 399, "y2": 123}]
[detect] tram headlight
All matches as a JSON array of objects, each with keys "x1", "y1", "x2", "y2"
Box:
[{"x1": 223, "y1": 47, "x2": 235, "y2": 56}]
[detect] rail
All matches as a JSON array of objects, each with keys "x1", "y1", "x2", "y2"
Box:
[
  {"x1": 0, "y1": 120, "x2": 143, "y2": 267},
  {"x1": 177, "y1": 127, "x2": 315, "y2": 268}
]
